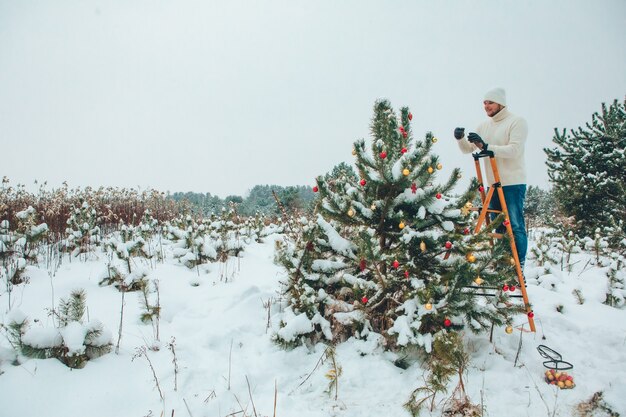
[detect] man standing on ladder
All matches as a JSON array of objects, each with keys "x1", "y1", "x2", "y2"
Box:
[{"x1": 453, "y1": 88, "x2": 529, "y2": 269}]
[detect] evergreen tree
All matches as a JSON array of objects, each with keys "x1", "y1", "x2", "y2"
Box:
[
  {"x1": 544, "y1": 98, "x2": 626, "y2": 237},
  {"x1": 525, "y1": 186, "x2": 556, "y2": 229},
  {"x1": 275, "y1": 100, "x2": 522, "y2": 351}
]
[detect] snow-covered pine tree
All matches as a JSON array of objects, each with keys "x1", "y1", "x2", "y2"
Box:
[
  {"x1": 64, "y1": 200, "x2": 101, "y2": 258},
  {"x1": 9, "y1": 290, "x2": 112, "y2": 369},
  {"x1": 14, "y1": 206, "x2": 49, "y2": 262},
  {"x1": 275, "y1": 100, "x2": 522, "y2": 352},
  {"x1": 545, "y1": 98, "x2": 626, "y2": 238}
]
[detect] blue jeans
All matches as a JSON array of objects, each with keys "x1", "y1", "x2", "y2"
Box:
[{"x1": 489, "y1": 184, "x2": 527, "y2": 267}]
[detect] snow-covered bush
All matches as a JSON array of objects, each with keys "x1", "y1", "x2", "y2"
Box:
[
  {"x1": 64, "y1": 201, "x2": 101, "y2": 258},
  {"x1": 5, "y1": 290, "x2": 112, "y2": 369}
]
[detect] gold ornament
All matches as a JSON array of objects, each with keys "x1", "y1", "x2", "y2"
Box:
[
  {"x1": 425, "y1": 303, "x2": 433, "y2": 311},
  {"x1": 420, "y1": 241, "x2": 426, "y2": 252},
  {"x1": 348, "y1": 208, "x2": 355, "y2": 217},
  {"x1": 474, "y1": 276, "x2": 484, "y2": 285},
  {"x1": 402, "y1": 168, "x2": 410, "y2": 176},
  {"x1": 466, "y1": 253, "x2": 476, "y2": 263},
  {"x1": 427, "y1": 166, "x2": 434, "y2": 174},
  {"x1": 505, "y1": 325, "x2": 513, "y2": 334},
  {"x1": 465, "y1": 202, "x2": 473, "y2": 209},
  {"x1": 370, "y1": 203, "x2": 376, "y2": 210},
  {"x1": 436, "y1": 163, "x2": 443, "y2": 170},
  {"x1": 399, "y1": 221, "x2": 405, "y2": 229},
  {"x1": 509, "y1": 257, "x2": 516, "y2": 266},
  {"x1": 457, "y1": 172, "x2": 463, "y2": 179},
  {"x1": 352, "y1": 148, "x2": 357, "y2": 156},
  {"x1": 432, "y1": 137, "x2": 438, "y2": 143}
]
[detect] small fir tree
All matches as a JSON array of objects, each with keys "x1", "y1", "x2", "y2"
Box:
[
  {"x1": 275, "y1": 100, "x2": 523, "y2": 351},
  {"x1": 545, "y1": 98, "x2": 626, "y2": 238}
]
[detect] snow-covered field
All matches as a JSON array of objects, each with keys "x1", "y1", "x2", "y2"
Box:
[{"x1": 1, "y1": 231, "x2": 625, "y2": 417}]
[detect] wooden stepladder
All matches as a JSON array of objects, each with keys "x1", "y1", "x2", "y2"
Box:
[{"x1": 472, "y1": 150, "x2": 536, "y2": 332}]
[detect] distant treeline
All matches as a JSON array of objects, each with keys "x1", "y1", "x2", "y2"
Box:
[{"x1": 169, "y1": 184, "x2": 316, "y2": 217}]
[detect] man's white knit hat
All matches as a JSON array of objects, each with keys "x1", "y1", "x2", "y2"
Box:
[{"x1": 484, "y1": 87, "x2": 506, "y2": 106}]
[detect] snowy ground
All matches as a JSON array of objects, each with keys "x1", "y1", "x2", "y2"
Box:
[{"x1": 1, "y1": 232, "x2": 625, "y2": 417}]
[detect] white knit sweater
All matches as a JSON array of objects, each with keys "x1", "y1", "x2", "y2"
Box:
[{"x1": 456, "y1": 108, "x2": 528, "y2": 186}]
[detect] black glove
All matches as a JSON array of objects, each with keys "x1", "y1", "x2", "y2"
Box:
[
  {"x1": 454, "y1": 127, "x2": 465, "y2": 140},
  {"x1": 468, "y1": 132, "x2": 488, "y2": 150}
]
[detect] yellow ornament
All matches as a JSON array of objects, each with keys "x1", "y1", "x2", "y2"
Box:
[
  {"x1": 432, "y1": 137, "x2": 438, "y2": 143},
  {"x1": 457, "y1": 172, "x2": 463, "y2": 179},
  {"x1": 399, "y1": 221, "x2": 405, "y2": 229},
  {"x1": 509, "y1": 257, "x2": 516, "y2": 266},
  {"x1": 436, "y1": 163, "x2": 443, "y2": 170},
  {"x1": 427, "y1": 166, "x2": 434, "y2": 174},
  {"x1": 505, "y1": 325, "x2": 513, "y2": 334},
  {"x1": 474, "y1": 276, "x2": 484, "y2": 285},
  {"x1": 425, "y1": 303, "x2": 433, "y2": 311},
  {"x1": 420, "y1": 241, "x2": 426, "y2": 252},
  {"x1": 465, "y1": 202, "x2": 473, "y2": 209},
  {"x1": 348, "y1": 208, "x2": 355, "y2": 217},
  {"x1": 466, "y1": 253, "x2": 476, "y2": 263},
  {"x1": 402, "y1": 168, "x2": 410, "y2": 176},
  {"x1": 370, "y1": 204, "x2": 376, "y2": 210},
  {"x1": 352, "y1": 148, "x2": 357, "y2": 156}
]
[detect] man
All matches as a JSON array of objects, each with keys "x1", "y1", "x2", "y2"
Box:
[{"x1": 454, "y1": 87, "x2": 528, "y2": 268}]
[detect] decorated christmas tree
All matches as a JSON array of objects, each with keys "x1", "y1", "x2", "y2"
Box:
[{"x1": 275, "y1": 100, "x2": 523, "y2": 352}]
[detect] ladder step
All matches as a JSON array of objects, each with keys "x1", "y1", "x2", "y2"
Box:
[{"x1": 470, "y1": 207, "x2": 502, "y2": 214}]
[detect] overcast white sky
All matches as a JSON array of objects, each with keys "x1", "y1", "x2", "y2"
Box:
[{"x1": 1, "y1": 0, "x2": 625, "y2": 198}]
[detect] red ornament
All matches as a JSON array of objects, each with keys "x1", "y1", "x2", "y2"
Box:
[
  {"x1": 313, "y1": 186, "x2": 319, "y2": 193},
  {"x1": 502, "y1": 284, "x2": 509, "y2": 292},
  {"x1": 478, "y1": 185, "x2": 484, "y2": 192},
  {"x1": 510, "y1": 285, "x2": 516, "y2": 292},
  {"x1": 392, "y1": 260, "x2": 400, "y2": 269},
  {"x1": 527, "y1": 311, "x2": 535, "y2": 318},
  {"x1": 402, "y1": 131, "x2": 408, "y2": 138},
  {"x1": 360, "y1": 179, "x2": 366, "y2": 186},
  {"x1": 408, "y1": 112, "x2": 413, "y2": 121},
  {"x1": 411, "y1": 183, "x2": 417, "y2": 194},
  {"x1": 359, "y1": 259, "x2": 366, "y2": 272},
  {"x1": 436, "y1": 193, "x2": 442, "y2": 199},
  {"x1": 362, "y1": 296, "x2": 369, "y2": 304},
  {"x1": 404, "y1": 270, "x2": 409, "y2": 278},
  {"x1": 463, "y1": 228, "x2": 470, "y2": 235},
  {"x1": 380, "y1": 151, "x2": 387, "y2": 159},
  {"x1": 399, "y1": 126, "x2": 405, "y2": 133},
  {"x1": 444, "y1": 319, "x2": 452, "y2": 327},
  {"x1": 503, "y1": 220, "x2": 510, "y2": 226},
  {"x1": 445, "y1": 241, "x2": 452, "y2": 249},
  {"x1": 401, "y1": 147, "x2": 407, "y2": 154}
]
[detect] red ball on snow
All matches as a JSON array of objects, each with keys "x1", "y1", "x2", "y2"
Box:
[
  {"x1": 401, "y1": 147, "x2": 408, "y2": 154},
  {"x1": 444, "y1": 319, "x2": 452, "y2": 327},
  {"x1": 445, "y1": 241, "x2": 452, "y2": 249},
  {"x1": 502, "y1": 284, "x2": 509, "y2": 292},
  {"x1": 379, "y1": 151, "x2": 387, "y2": 159},
  {"x1": 510, "y1": 285, "x2": 516, "y2": 292},
  {"x1": 360, "y1": 179, "x2": 367, "y2": 186},
  {"x1": 313, "y1": 186, "x2": 319, "y2": 193},
  {"x1": 436, "y1": 193, "x2": 442, "y2": 199},
  {"x1": 362, "y1": 296, "x2": 369, "y2": 304}
]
